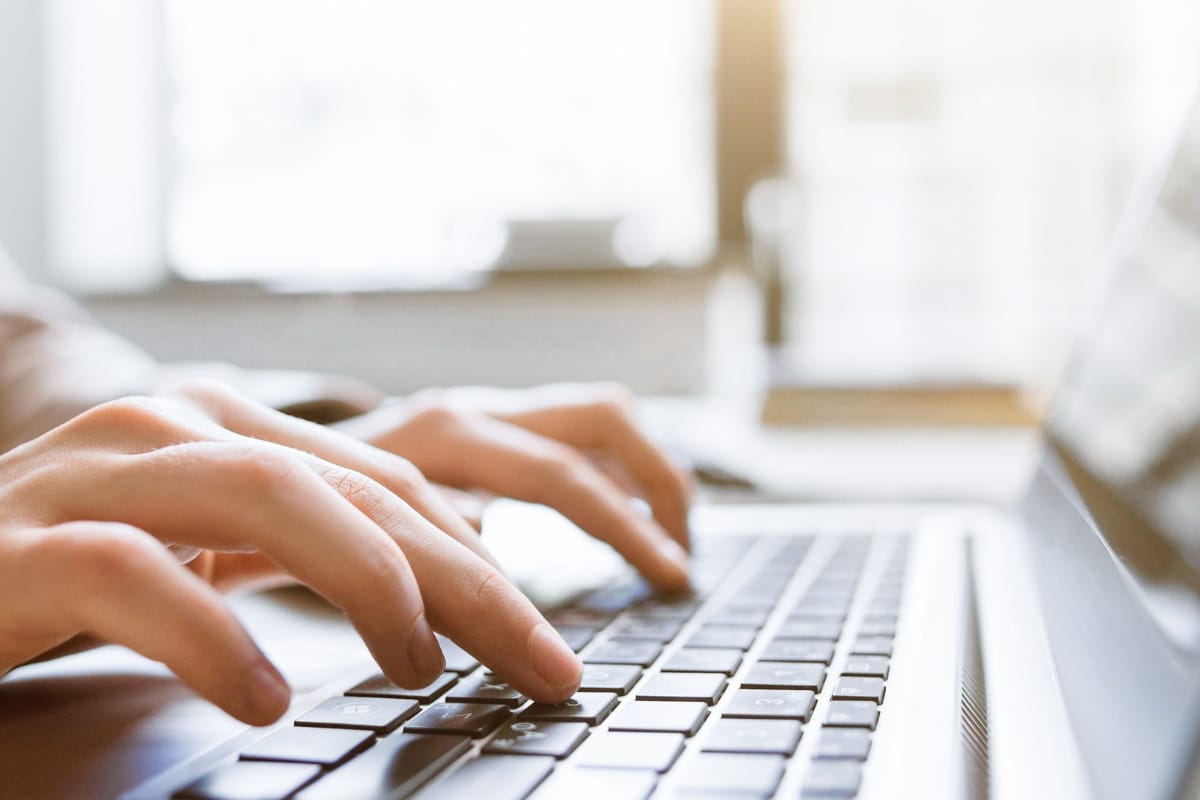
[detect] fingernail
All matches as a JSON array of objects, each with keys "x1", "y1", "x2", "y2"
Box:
[
  {"x1": 408, "y1": 614, "x2": 445, "y2": 683},
  {"x1": 529, "y1": 624, "x2": 582, "y2": 693},
  {"x1": 245, "y1": 661, "x2": 290, "y2": 722}
]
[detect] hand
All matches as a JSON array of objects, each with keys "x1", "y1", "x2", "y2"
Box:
[
  {"x1": 0, "y1": 381, "x2": 583, "y2": 725},
  {"x1": 334, "y1": 383, "x2": 694, "y2": 591}
]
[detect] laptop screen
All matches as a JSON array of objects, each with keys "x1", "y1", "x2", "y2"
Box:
[
  {"x1": 1035, "y1": 95, "x2": 1200, "y2": 798},
  {"x1": 1047, "y1": 97, "x2": 1200, "y2": 647}
]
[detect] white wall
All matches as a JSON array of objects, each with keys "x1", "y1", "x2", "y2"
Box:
[{"x1": 0, "y1": 0, "x2": 48, "y2": 280}]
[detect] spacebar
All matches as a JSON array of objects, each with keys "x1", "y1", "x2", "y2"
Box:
[{"x1": 295, "y1": 732, "x2": 471, "y2": 800}]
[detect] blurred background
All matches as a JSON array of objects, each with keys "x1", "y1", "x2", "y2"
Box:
[{"x1": 0, "y1": 0, "x2": 1197, "y2": 398}]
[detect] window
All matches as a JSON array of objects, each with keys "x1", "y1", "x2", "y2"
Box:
[{"x1": 165, "y1": 1, "x2": 715, "y2": 285}]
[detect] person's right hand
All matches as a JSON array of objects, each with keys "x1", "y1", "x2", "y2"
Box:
[{"x1": 0, "y1": 387, "x2": 584, "y2": 726}]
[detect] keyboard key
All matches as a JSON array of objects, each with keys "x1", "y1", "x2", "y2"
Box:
[
  {"x1": 240, "y1": 727, "x2": 372, "y2": 766},
  {"x1": 661, "y1": 648, "x2": 743, "y2": 675},
  {"x1": 823, "y1": 700, "x2": 879, "y2": 730},
  {"x1": 832, "y1": 676, "x2": 886, "y2": 704},
  {"x1": 175, "y1": 761, "x2": 320, "y2": 800},
  {"x1": 686, "y1": 625, "x2": 757, "y2": 650},
  {"x1": 436, "y1": 635, "x2": 481, "y2": 674},
  {"x1": 575, "y1": 732, "x2": 685, "y2": 772},
  {"x1": 405, "y1": 702, "x2": 511, "y2": 737},
  {"x1": 761, "y1": 639, "x2": 835, "y2": 664},
  {"x1": 776, "y1": 620, "x2": 841, "y2": 640},
  {"x1": 862, "y1": 613, "x2": 898, "y2": 625},
  {"x1": 295, "y1": 696, "x2": 418, "y2": 733},
  {"x1": 484, "y1": 721, "x2": 589, "y2": 759},
  {"x1": 858, "y1": 620, "x2": 897, "y2": 637},
  {"x1": 852, "y1": 636, "x2": 894, "y2": 657},
  {"x1": 555, "y1": 626, "x2": 599, "y2": 652},
  {"x1": 579, "y1": 664, "x2": 642, "y2": 694},
  {"x1": 346, "y1": 672, "x2": 458, "y2": 703},
  {"x1": 802, "y1": 760, "x2": 863, "y2": 797},
  {"x1": 741, "y1": 662, "x2": 826, "y2": 691},
  {"x1": 788, "y1": 611, "x2": 847, "y2": 625},
  {"x1": 792, "y1": 600, "x2": 852, "y2": 617},
  {"x1": 633, "y1": 597, "x2": 700, "y2": 620},
  {"x1": 635, "y1": 673, "x2": 727, "y2": 704},
  {"x1": 841, "y1": 656, "x2": 889, "y2": 679},
  {"x1": 701, "y1": 718, "x2": 803, "y2": 755},
  {"x1": 447, "y1": 674, "x2": 525, "y2": 707},
  {"x1": 611, "y1": 617, "x2": 684, "y2": 641},
  {"x1": 295, "y1": 733, "x2": 470, "y2": 800},
  {"x1": 723, "y1": 689, "x2": 816, "y2": 722},
  {"x1": 607, "y1": 700, "x2": 709, "y2": 736},
  {"x1": 425, "y1": 755, "x2": 553, "y2": 800},
  {"x1": 814, "y1": 728, "x2": 872, "y2": 760},
  {"x1": 706, "y1": 606, "x2": 771, "y2": 628},
  {"x1": 530, "y1": 767, "x2": 657, "y2": 800},
  {"x1": 522, "y1": 692, "x2": 619, "y2": 725},
  {"x1": 585, "y1": 639, "x2": 663, "y2": 667},
  {"x1": 676, "y1": 753, "x2": 786, "y2": 797}
]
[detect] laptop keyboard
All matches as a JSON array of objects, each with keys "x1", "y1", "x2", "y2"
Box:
[{"x1": 172, "y1": 532, "x2": 910, "y2": 800}]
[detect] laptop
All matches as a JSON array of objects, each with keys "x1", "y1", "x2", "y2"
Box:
[{"x1": 4, "y1": 104, "x2": 1200, "y2": 800}]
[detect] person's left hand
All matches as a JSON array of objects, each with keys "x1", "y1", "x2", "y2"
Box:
[{"x1": 335, "y1": 383, "x2": 693, "y2": 592}]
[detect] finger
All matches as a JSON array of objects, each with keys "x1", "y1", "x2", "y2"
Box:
[
  {"x1": 494, "y1": 393, "x2": 693, "y2": 550},
  {"x1": 169, "y1": 381, "x2": 502, "y2": 571},
  {"x1": 406, "y1": 413, "x2": 691, "y2": 592},
  {"x1": 83, "y1": 442, "x2": 445, "y2": 689},
  {"x1": 8, "y1": 522, "x2": 290, "y2": 725}
]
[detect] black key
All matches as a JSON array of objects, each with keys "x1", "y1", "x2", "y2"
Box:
[
  {"x1": 661, "y1": 648, "x2": 743, "y2": 675},
  {"x1": 741, "y1": 661, "x2": 826, "y2": 692},
  {"x1": 550, "y1": 608, "x2": 616, "y2": 628},
  {"x1": 405, "y1": 702, "x2": 510, "y2": 737},
  {"x1": 295, "y1": 696, "x2": 418, "y2": 733},
  {"x1": 701, "y1": 718, "x2": 803, "y2": 755},
  {"x1": 585, "y1": 639, "x2": 663, "y2": 667},
  {"x1": 175, "y1": 761, "x2": 320, "y2": 800},
  {"x1": 841, "y1": 656, "x2": 889, "y2": 679},
  {"x1": 295, "y1": 732, "x2": 469, "y2": 800},
  {"x1": 607, "y1": 700, "x2": 709, "y2": 736},
  {"x1": 823, "y1": 700, "x2": 879, "y2": 730},
  {"x1": 677, "y1": 753, "x2": 785, "y2": 797},
  {"x1": 852, "y1": 636, "x2": 894, "y2": 657},
  {"x1": 707, "y1": 606, "x2": 771, "y2": 627},
  {"x1": 723, "y1": 689, "x2": 816, "y2": 722},
  {"x1": 832, "y1": 676, "x2": 886, "y2": 704},
  {"x1": 776, "y1": 621, "x2": 841, "y2": 640},
  {"x1": 686, "y1": 625, "x2": 757, "y2": 650},
  {"x1": 240, "y1": 727, "x2": 372, "y2": 766},
  {"x1": 424, "y1": 755, "x2": 553, "y2": 800},
  {"x1": 579, "y1": 664, "x2": 642, "y2": 694},
  {"x1": 485, "y1": 721, "x2": 589, "y2": 759},
  {"x1": 447, "y1": 674, "x2": 525, "y2": 707},
  {"x1": 522, "y1": 692, "x2": 619, "y2": 725},
  {"x1": 436, "y1": 635, "x2": 481, "y2": 674},
  {"x1": 555, "y1": 625, "x2": 599, "y2": 652},
  {"x1": 814, "y1": 728, "x2": 872, "y2": 760},
  {"x1": 802, "y1": 760, "x2": 863, "y2": 797},
  {"x1": 346, "y1": 671, "x2": 458, "y2": 703},
  {"x1": 636, "y1": 672, "x2": 727, "y2": 704},
  {"x1": 531, "y1": 767, "x2": 657, "y2": 800},
  {"x1": 611, "y1": 617, "x2": 684, "y2": 641},
  {"x1": 761, "y1": 639, "x2": 835, "y2": 664},
  {"x1": 575, "y1": 732, "x2": 685, "y2": 772}
]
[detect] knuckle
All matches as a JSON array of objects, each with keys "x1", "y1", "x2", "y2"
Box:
[
  {"x1": 528, "y1": 447, "x2": 591, "y2": 500},
  {"x1": 169, "y1": 378, "x2": 238, "y2": 414},
  {"x1": 382, "y1": 456, "x2": 427, "y2": 496},
  {"x1": 42, "y1": 522, "x2": 157, "y2": 589},
  {"x1": 73, "y1": 396, "x2": 168, "y2": 435},
  {"x1": 221, "y1": 444, "x2": 308, "y2": 495},
  {"x1": 465, "y1": 566, "x2": 508, "y2": 608},
  {"x1": 406, "y1": 396, "x2": 461, "y2": 431}
]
